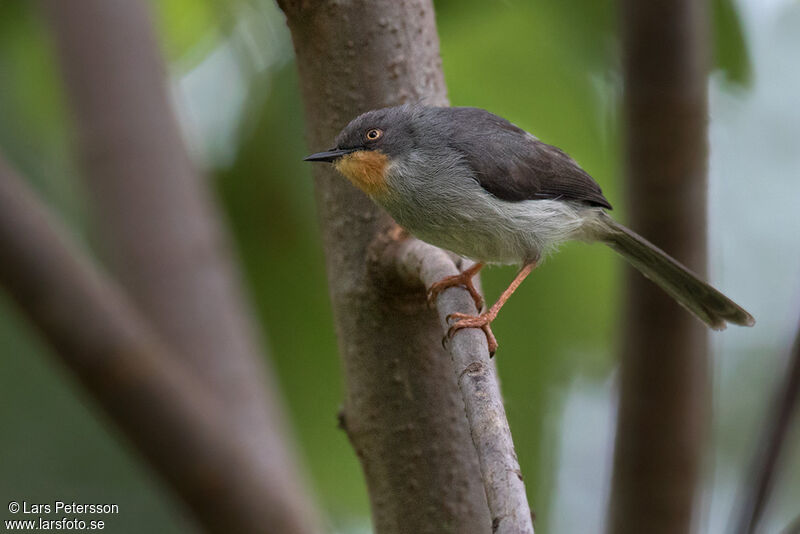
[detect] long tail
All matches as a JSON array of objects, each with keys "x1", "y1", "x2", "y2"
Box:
[{"x1": 594, "y1": 213, "x2": 755, "y2": 330}]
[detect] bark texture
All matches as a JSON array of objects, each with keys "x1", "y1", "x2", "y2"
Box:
[
  {"x1": 381, "y1": 237, "x2": 535, "y2": 534},
  {"x1": 41, "y1": 2, "x2": 317, "y2": 531},
  {"x1": 608, "y1": 1, "x2": 711, "y2": 533},
  {"x1": 278, "y1": 1, "x2": 493, "y2": 532},
  {"x1": 0, "y1": 156, "x2": 311, "y2": 534}
]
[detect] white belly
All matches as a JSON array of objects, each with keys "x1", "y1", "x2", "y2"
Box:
[{"x1": 380, "y1": 181, "x2": 592, "y2": 264}]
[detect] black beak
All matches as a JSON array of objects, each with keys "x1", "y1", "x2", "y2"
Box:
[{"x1": 303, "y1": 147, "x2": 359, "y2": 163}]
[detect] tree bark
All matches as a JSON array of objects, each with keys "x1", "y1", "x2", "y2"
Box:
[
  {"x1": 608, "y1": 1, "x2": 710, "y2": 533},
  {"x1": 278, "y1": 1, "x2": 494, "y2": 532},
  {"x1": 41, "y1": 2, "x2": 317, "y2": 531},
  {"x1": 0, "y1": 155, "x2": 312, "y2": 534}
]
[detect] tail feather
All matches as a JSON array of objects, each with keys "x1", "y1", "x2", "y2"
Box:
[{"x1": 595, "y1": 213, "x2": 755, "y2": 330}]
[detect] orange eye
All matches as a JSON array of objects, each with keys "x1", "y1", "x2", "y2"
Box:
[{"x1": 365, "y1": 128, "x2": 383, "y2": 141}]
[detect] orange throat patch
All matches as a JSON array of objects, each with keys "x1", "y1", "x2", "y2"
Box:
[{"x1": 334, "y1": 150, "x2": 389, "y2": 196}]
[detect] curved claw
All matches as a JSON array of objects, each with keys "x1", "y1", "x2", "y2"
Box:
[
  {"x1": 445, "y1": 311, "x2": 472, "y2": 323},
  {"x1": 426, "y1": 265, "x2": 485, "y2": 311}
]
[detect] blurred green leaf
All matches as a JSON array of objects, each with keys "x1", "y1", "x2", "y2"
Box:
[
  {"x1": 713, "y1": 0, "x2": 752, "y2": 85},
  {"x1": 0, "y1": 1, "x2": 85, "y2": 232},
  {"x1": 149, "y1": 0, "x2": 224, "y2": 65}
]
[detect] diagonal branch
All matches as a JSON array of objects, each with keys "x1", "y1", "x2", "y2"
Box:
[
  {"x1": 0, "y1": 155, "x2": 313, "y2": 534},
  {"x1": 730, "y1": 316, "x2": 800, "y2": 534},
  {"x1": 375, "y1": 233, "x2": 535, "y2": 534},
  {"x1": 782, "y1": 515, "x2": 800, "y2": 534}
]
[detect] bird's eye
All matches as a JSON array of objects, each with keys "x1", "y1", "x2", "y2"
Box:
[{"x1": 365, "y1": 128, "x2": 383, "y2": 141}]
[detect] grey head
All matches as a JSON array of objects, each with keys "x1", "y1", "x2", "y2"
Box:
[
  {"x1": 303, "y1": 105, "x2": 418, "y2": 162},
  {"x1": 304, "y1": 104, "x2": 502, "y2": 162}
]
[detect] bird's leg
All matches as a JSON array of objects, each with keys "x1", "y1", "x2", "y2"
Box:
[
  {"x1": 446, "y1": 260, "x2": 538, "y2": 356},
  {"x1": 427, "y1": 261, "x2": 485, "y2": 311}
]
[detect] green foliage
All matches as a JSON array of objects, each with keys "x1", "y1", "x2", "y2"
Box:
[
  {"x1": 151, "y1": 0, "x2": 222, "y2": 63},
  {"x1": 0, "y1": 2, "x2": 83, "y2": 230},
  {"x1": 713, "y1": 0, "x2": 752, "y2": 85}
]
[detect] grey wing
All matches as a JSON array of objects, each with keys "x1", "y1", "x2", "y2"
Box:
[{"x1": 445, "y1": 107, "x2": 613, "y2": 209}]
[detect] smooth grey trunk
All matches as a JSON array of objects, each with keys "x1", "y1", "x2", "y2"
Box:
[
  {"x1": 277, "y1": 1, "x2": 494, "y2": 532},
  {"x1": 41, "y1": 2, "x2": 318, "y2": 531},
  {"x1": 608, "y1": 1, "x2": 711, "y2": 533},
  {"x1": 0, "y1": 155, "x2": 309, "y2": 534}
]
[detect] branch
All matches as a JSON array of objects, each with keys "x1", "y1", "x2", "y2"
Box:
[
  {"x1": 730, "y1": 317, "x2": 800, "y2": 534},
  {"x1": 376, "y1": 234, "x2": 535, "y2": 534},
  {"x1": 782, "y1": 515, "x2": 800, "y2": 534},
  {"x1": 0, "y1": 155, "x2": 312, "y2": 534}
]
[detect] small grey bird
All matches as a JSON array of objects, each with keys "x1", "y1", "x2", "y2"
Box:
[{"x1": 305, "y1": 105, "x2": 754, "y2": 354}]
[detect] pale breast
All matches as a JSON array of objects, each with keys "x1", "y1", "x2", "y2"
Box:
[{"x1": 377, "y1": 151, "x2": 593, "y2": 264}]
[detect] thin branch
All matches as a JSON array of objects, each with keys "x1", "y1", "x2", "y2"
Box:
[
  {"x1": 730, "y1": 317, "x2": 800, "y2": 534},
  {"x1": 781, "y1": 515, "x2": 800, "y2": 534},
  {"x1": 377, "y1": 233, "x2": 535, "y2": 534},
  {"x1": 0, "y1": 155, "x2": 312, "y2": 534}
]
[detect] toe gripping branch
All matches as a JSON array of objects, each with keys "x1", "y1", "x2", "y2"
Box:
[
  {"x1": 426, "y1": 261, "x2": 485, "y2": 311},
  {"x1": 370, "y1": 224, "x2": 535, "y2": 357},
  {"x1": 439, "y1": 261, "x2": 537, "y2": 357},
  {"x1": 423, "y1": 262, "x2": 502, "y2": 355}
]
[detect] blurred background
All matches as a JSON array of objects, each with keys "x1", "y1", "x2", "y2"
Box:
[{"x1": 0, "y1": 0, "x2": 798, "y2": 532}]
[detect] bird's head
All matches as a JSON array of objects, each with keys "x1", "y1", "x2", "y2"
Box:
[{"x1": 304, "y1": 106, "x2": 415, "y2": 196}]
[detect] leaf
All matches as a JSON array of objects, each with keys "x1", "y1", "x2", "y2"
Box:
[{"x1": 713, "y1": 0, "x2": 752, "y2": 86}]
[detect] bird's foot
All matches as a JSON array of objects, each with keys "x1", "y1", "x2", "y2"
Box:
[
  {"x1": 427, "y1": 263, "x2": 485, "y2": 311},
  {"x1": 444, "y1": 311, "x2": 499, "y2": 357}
]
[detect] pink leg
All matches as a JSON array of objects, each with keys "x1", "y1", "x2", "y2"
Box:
[
  {"x1": 427, "y1": 262, "x2": 485, "y2": 310},
  {"x1": 446, "y1": 260, "x2": 538, "y2": 356}
]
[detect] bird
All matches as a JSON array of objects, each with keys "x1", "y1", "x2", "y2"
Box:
[{"x1": 304, "y1": 104, "x2": 754, "y2": 355}]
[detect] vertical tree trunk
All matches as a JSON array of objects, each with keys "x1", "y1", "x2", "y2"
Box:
[
  {"x1": 608, "y1": 1, "x2": 710, "y2": 533},
  {"x1": 277, "y1": 1, "x2": 492, "y2": 532},
  {"x1": 42, "y1": 1, "x2": 318, "y2": 532}
]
